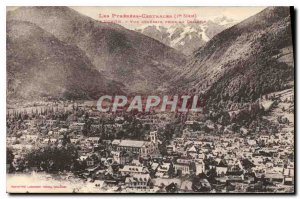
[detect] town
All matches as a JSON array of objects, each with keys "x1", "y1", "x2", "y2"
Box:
[{"x1": 6, "y1": 89, "x2": 294, "y2": 193}]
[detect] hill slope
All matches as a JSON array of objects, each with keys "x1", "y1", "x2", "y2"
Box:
[
  {"x1": 173, "y1": 7, "x2": 294, "y2": 106},
  {"x1": 7, "y1": 20, "x2": 123, "y2": 100},
  {"x1": 7, "y1": 7, "x2": 187, "y2": 94}
]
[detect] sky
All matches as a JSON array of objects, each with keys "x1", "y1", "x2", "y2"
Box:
[
  {"x1": 70, "y1": 6, "x2": 266, "y2": 28},
  {"x1": 7, "y1": 6, "x2": 266, "y2": 29}
]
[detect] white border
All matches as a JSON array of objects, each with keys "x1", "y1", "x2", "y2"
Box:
[{"x1": 1, "y1": 0, "x2": 298, "y2": 198}]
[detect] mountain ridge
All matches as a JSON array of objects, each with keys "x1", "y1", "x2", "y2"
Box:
[
  {"x1": 171, "y1": 7, "x2": 294, "y2": 107},
  {"x1": 7, "y1": 19, "x2": 124, "y2": 100},
  {"x1": 135, "y1": 17, "x2": 236, "y2": 55},
  {"x1": 7, "y1": 6, "x2": 187, "y2": 95}
]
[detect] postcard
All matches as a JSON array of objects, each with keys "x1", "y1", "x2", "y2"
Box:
[{"x1": 6, "y1": 6, "x2": 295, "y2": 193}]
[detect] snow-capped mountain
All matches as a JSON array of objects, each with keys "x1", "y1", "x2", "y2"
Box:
[{"x1": 135, "y1": 16, "x2": 236, "y2": 55}]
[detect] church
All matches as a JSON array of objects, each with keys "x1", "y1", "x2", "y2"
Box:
[{"x1": 112, "y1": 131, "x2": 157, "y2": 157}]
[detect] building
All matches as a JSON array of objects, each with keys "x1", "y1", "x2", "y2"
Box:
[
  {"x1": 112, "y1": 139, "x2": 156, "y2": 157},
  {"x1": 195, "y1": 160, "x2": 205, "y2": 175},
  {"x1": 119, "y1": 165, "x2": 149, "y2": 176},
  {"x1": 125, "y1": 174, "x2": 151, "y2": 190},
  {"x1": 174, "y1": 161, "x2": 191, "y2": 176}
]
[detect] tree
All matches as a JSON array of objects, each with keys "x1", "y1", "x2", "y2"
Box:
[
  {"x1": 168, "y1": 162, "x2": 175, "y2": 178},
  {"x1": 206, "y1": 167, "x2": 217, "y2": 185},
  {"x1": 25, "y1": 144, "x2": 79, "y2": 172},
  {"x1": 7, "y1": 148, "x2": 14, "y2": 165},
  {"x1": 62, "y1": 133, "x2": 70, "y2": 146},
  {"x1": 192, "y1": 173, "x2": 211, "y2": 192},
  {"x1": 165, "y1": 182, "x2": 178, "y2": 193},
  {"x1": 7, "y1": 148, "x2": 15, "y2": 173}
]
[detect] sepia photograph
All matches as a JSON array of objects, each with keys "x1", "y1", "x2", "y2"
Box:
[{"x1": 6, "y1": 6, "x2": 295, "y2": 194}]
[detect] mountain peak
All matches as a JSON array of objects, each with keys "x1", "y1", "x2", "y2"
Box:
[{"x1": 135, "y1": 17, "x2": 235, "y2": 55}]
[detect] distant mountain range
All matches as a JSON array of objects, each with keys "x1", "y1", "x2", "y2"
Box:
[
  {"x1": 135, "y1": 16, "x2": 236, "y2": 55},
  {"x1": 7, "y1": 7, "x2": 294, "y2": 104}
]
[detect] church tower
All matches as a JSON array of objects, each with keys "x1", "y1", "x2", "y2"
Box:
[{"x1": 150, "y1": 131, "x2": 157, "y2": 144}]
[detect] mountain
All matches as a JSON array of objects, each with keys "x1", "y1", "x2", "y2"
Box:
[
  {"x1": 172, "y1": 7, "x2": 294, "y2": 106},
  {"x1": 7, "y1": 20, "x2": 123, "y2": 100},
  {"x1": 7, "y1": 7, "x2": 187, "y2": 95},
  {"x1": 135, "y1": 17, "x2": 235, "y2": 55},
  {"x1": 7, "y1": 6, "x2": 294, "y2": 103}
]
